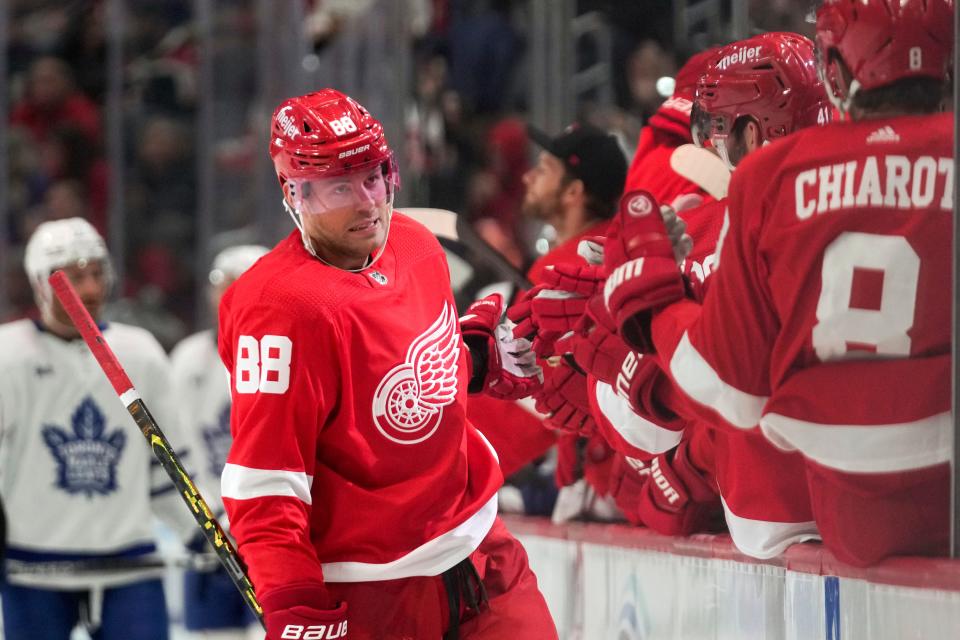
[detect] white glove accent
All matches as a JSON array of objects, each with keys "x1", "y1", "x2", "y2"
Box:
[
  {"x1": 661, "y1": 198, "x2": 697, "y2": 264},
  {"x1": 495, "y1": 321, "x2": 543, "y2": 382},
  {"x1": 577, "y1": 239, "x2": 605, "y2": 266}
]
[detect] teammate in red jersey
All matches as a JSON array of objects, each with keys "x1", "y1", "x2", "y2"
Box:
[
  {"x1": 624, "y1": 45, "x2": 729, "y2": 205},
  {"x1": 218, "y1": 89, "x2": 555, "y2": 639},
  {"x1": 521, "y1": 33, "x2": 833, "y2": 545},
  {"x1": 621, "y1": 32, "x2": 831, "y2": 551},
  {"x1": 605, "y1": 0, "x2": 954, "y2": 566}
]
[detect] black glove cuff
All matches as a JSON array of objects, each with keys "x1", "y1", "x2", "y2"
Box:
[{"x1": 463, "y1": 334, "x2": 489, "y2": 393}]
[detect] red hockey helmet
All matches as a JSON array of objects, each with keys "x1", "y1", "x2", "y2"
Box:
[
  {"x1": 654, "y1": 46, "x2": 723, "y2": 130},
  {"x1": 694, "y1": 32, "x2": 830, "y2": 153},
  {"x1": 815, "y1": 0, "x2": 954, "y2": 110},
  {"x1": 269, "y1": 88, "x2": 397, "y2": 189}
]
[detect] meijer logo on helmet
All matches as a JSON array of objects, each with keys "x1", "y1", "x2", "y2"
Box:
[
  {"x1": 277, "y1": 106, "x2": 299, "y2": 139},
  {"x1": 717, "y1": 46, "x2": 761, "y2": 70}
]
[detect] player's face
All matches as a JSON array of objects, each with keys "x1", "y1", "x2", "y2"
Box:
[
  {"x1": 522, "y1": 152, "x2": 566, "y2": 221},
  {"x1": 297, "y1": 166, "x2": 390, "y2": 269},
  {"x1": 47, "y1": 259, "x2": 109, "y2": 335},
  {"x1": 713, "y1": 118, "x2": 761, "y2": 169}
]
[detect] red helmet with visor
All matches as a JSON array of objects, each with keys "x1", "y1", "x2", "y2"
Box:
[
  {"x1": 693, "y1": 32, "x2": 831, "y2": 165},
  {"x1": 815, "y1": 0, "x2": 954, "y2": 112}
]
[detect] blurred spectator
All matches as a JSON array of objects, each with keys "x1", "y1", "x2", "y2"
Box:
[
  {"x1": 60, "y1": 1, "x2": 108, "y2": 101},
  {"x1": 10, "y1": 56, "x2": 102, "y2": 146},
  {"x1": 126, "y1": 116, "x2": 195, "y2": 250},
  {"x1": 5, "y1": 127, "x2": 47, "y2": 243},
  {"x1": 39, "y1": 125, "x2": 110, "y2": 232},
  {"x1": 447, "y1": 0, "x2": 522, "y2": 114},
  {"x1": 624, "y1": 40, "x2": 677, "y2": 121},
  {"x1": 42, "y1": 179, "x2": 91, "y2": 222},
  {"x1": 467, "y1": 116, "x2": 530, "y2": 269},
  {"x1": 750, "y1": 0, "x2": 815, "y2": 35}
]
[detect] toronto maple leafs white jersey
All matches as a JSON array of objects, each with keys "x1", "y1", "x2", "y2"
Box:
[
  {"x1": 0, "y1": 318, "x2": 192, "y2": 589},
  {"x1": 169, "y1": 329, "x2": 231, "y2": 523}
]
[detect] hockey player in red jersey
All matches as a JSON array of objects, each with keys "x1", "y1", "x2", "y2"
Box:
[
  {"x1": 604, "y1": 0, "x2": 954, "y2": 566},
  {"x1": 518, "y1": 33, "x2": 833, "y2": 546},
  {"x1": 218, "y1": 89, "x2": 556, "y2": 639},
  {"x1": 624, "y1": 45, "x2": 729, "y2": 205},
  {"x1": 621, "y1": 32, "x2": 831, "y2": 552}
]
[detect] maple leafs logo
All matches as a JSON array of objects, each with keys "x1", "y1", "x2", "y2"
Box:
[
  {"x1": 42, "y1": 397, "x2": 126, "y2": 497},
  {"x1": 201, "y1": 404, "x2": 233, "y2": 478}
]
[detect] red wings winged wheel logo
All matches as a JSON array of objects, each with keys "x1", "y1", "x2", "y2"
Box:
[{"x1": 372, "y1": 302, "x2": 460, "y2": 444}]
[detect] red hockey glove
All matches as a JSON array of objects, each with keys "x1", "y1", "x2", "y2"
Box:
[
  {"x1": 603, "y1": 190, "x2": 688, "y2": 352},
  {"x1": 539, "y1": 263, "x2": 606, "y2": 297},
  {"x1": 506, "y1": 285, "x2": 545, "y2": 339},
  {"x1": 505, "y1": 286, "x2": 564, "y2": 357},
  {"x1": 262, "y1": 587, "x2": 348, "y2": 640},
  {"x1": 534, "y1": 361, "x2": 597, "y2": 437},
  {"x1": 611, "y1": 351, "x2": 687, "y2": 433},
  {"x1": 461, "y1": 293, "x2": 543, "y2": 400},
  {"x1": 608, "y1": 454, "x2": 652, "y2": 527},
  {"x1": 636, "y1": 441, "x2": 720, "y2": 536},
  {"x1": 509, "y1": 264, "x2": 606, "y2": 358},
  {"x1": 564, "y1": 294, "x2": 632, "y2": 386}
]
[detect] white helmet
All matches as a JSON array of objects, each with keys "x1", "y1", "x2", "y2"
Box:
[
  {"x1": 24, "y1": 218, "x2": 113, "y2": 311},
  {"x1": 208, "y1": 244, "x2": 270, "y2": 286}
]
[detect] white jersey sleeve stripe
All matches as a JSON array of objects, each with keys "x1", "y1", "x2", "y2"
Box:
[
  {"x1": 760, "y1": 411, "x2": 952, "y2": 474},
  {"x1": 221, "y1": 463, "x2": 313, "y2": 505},
  {"x1": 720, "y1": 496, "x2": 820, "y2": 560},
  {"x1": 595, "y1": 382, "x2": 682, "y2": 455},
  {"x1": 669, "y1": 331, "x2": 767, "y2": 430}
]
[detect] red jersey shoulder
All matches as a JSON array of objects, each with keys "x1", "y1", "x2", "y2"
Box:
[
  {"x1": 223, "y1": 232, "x2": 339, "y2": 317},
  {"x1": 389, "y1": 211, "x2": 447, "y2": 265}
]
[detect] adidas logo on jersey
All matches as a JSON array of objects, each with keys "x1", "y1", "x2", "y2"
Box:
[
  {"x1": 368, "y1": 270, "x2": 388, "y2": 285},
  {"x1": 866, "y1": 126, "x2": 900, "y2": 144}
]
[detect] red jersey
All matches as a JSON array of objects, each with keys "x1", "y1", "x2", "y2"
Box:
[
  {"x1": 218, "y1": 213, "x2": 502, "y2": 605},
  {"x1": 590, "y1": 197, "x2": 728, "y2": 461},
  {"x1": 653, "y1": 113, "x2": 953, "y2": 473}
]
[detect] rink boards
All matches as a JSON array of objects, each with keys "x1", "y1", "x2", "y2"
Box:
[{"x1": 507, "y1": 515, "x2": 960, "y2": 640}]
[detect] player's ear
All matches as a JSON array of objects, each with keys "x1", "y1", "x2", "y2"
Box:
[
  {"x1": 562, "y1": 176, "x2": 585, "y2": 204},
  {"x1": 743, "y1": 120, "x2": 763, "y2": 154}
]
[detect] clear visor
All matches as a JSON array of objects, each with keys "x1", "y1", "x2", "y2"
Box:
[
  {"x1": 286, "y1": 159, "x2": 399, "y2": 217},
  {"x1": 690, "y1": 101, "x2": 712, "y2": 148}
]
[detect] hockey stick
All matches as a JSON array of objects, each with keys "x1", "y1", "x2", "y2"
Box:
[{"x1": 48, "y1": 270, "x2": 265, "y2": 629}]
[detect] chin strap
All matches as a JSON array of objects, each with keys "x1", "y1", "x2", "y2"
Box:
[
  {"x1": 827, "y1": 78, "x2": 860, "y2": 120},
  {"x1": 282, "y1": 198, "x2": 393, "y2": 273}
]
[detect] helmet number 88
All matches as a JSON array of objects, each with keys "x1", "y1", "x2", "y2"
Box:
[
  {"x1": 329, "y1": 116, "x2": 358, "y2": 137},
  {"x1": 235, "y1": 335, "x2": 292, "y2": 394}
]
